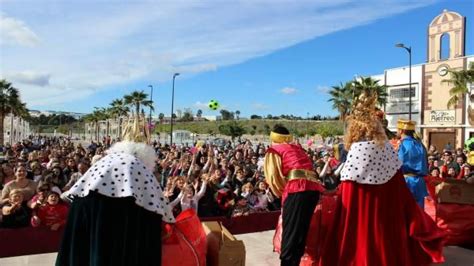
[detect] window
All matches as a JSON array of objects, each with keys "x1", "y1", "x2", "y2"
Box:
[
  {"x1": 389, "y1": 87, "x2": 415, "y2": 100},
  {"x1": 440, "y1": 33, "x2": 450, "y2": 60}
]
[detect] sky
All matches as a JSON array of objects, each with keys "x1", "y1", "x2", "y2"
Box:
[{"x1": 1, "y1": 0, "x2": 473, "y2": 118}]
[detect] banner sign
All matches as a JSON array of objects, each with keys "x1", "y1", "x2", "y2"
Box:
[{"x1": 429, "y1": 110, "x2": 455, "y2": 123}]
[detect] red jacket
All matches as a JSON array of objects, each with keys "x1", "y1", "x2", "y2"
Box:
[{"x1": 35, "y1": 203, "x2": 69, "y2": 227}]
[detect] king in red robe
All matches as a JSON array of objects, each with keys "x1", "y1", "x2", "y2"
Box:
[{"x1": 320, "y1": 92, "x2": 446, "y2": 266}]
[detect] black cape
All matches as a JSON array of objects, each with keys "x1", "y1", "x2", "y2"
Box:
[{"x1": 56, "y1": 191, "x2": 162, "y2": 266}]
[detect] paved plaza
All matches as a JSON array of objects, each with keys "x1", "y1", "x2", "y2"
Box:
[{"x1": 1, "y1": 230, "x2": 473, "y2": 266}]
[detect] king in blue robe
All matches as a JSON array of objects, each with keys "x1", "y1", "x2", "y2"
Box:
[{"x1": 397, "y1": 119, "x2": 429, "y2": 208}]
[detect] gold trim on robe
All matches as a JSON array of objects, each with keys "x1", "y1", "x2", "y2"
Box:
[{"x1": 264, "y1": 152, "x2": 287, "y2": 198}]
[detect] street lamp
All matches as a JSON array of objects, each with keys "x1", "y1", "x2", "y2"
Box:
[
  {"x1": 148, "y1": 85, "x2": 153, "y2": 126},
  {"x1": 395, "y1": 43, "x2": 412, "y2": 120},
  {"x1": 170, "y1": 73, "x2": 180, "y2": 145}
]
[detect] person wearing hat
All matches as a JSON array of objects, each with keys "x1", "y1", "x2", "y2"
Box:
[
  {"x1": 319, "y1": 92, "x2": 445, "y2": 266},
  {"x1": 396, "y1": 119, "x2": 429, "y2": 208},
  {"x1": 56, "y1": 114, "x2": 174, "y2": 266},
  {"x1": 264, "y1": 125, "x2": 324, "y2": 266}
]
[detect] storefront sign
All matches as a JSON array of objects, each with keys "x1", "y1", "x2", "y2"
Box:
[{"x1": 429, "y1": 110, "x2": 455, "y2": 123}]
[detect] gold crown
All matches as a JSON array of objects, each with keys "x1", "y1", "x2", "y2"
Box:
[
  {"x1": 350, "y1": 91, "x2": 378, "y2": 120},
  {"x1": 270, "y1": 131, "x2": 293, "y2": 143},
  {"x1": 397, "y1": 119, "x2": 416, "y2": 130},
  {"x1": 121, "y1": 113, "x2": 151, "y2": 143}
]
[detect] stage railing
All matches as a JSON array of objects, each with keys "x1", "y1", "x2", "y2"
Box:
[{"x1": 0, "y1": 211, "x2": 280, "y2": 258}]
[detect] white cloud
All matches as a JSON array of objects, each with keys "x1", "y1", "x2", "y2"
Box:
[
  {"x1": 0, "y1": 0, "x2": 434, "y2": 110},
  {"x1": 6, "y1": 71, "x2": 51, "y2": 87},
  {"x1": 0, "y1": 14, "x2": 40, "y2": 47},
  {"x1": 193, "y1": 101, "x2": 209, "y2": 110},
  {"x1": 316, "y1": 85, "x2": 330, "y2": 94},
  {"x1": 252, "y1": 103, "x2": 270, "y2": 110},
  {"x1": 281, "y1": 87, "x2": 297, "y2": 95}
]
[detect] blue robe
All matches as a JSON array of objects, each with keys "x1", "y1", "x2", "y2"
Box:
[{"x1": 398, "y1": 136, "x2": 429, "y2": 208}]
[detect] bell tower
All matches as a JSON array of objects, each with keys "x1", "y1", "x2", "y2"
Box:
[{"x1": 428, "y1": 9, "x2": 465, "y2": 62}]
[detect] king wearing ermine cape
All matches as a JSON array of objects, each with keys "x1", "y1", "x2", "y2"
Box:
[{"x1": 264, "y1": 125, "x2": 324, "y2": 266}]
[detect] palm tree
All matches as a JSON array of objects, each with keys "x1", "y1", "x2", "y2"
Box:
[
  {"x1": 352, "y1": 76, "x2": 388, "y2": 107},
  {"x1": 328, "y1": 82, "x2": 353, "y2": 121},
  {"x1": 235, "y1": 110, "x2": 241, "y2": 120},
  {"x1": 158, "y1": 113, "x2": 165, "y2": 124},
  {"x1": 109, "y1": 99, "x2": 130, "y2": 138},
  {"x1": 196, "y1": 109, "x2": 203, "y2": 119},
  {"x1": 84, "y1": 108, "x2": 108, "y2": 141},
  {"x1": 443, "y1": 63, "x2": 474, "y2": 109},
  {"x1": 0, "y1": 79, "x2": 27, "y2": 145},
  {"x1": 123, "y1": 91, "x2": 153, "y2": 118}
]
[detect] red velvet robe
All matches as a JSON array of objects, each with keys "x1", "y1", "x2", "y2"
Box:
[{"x1": 320, "y1": 170, "x2": 446, "y2": 266}]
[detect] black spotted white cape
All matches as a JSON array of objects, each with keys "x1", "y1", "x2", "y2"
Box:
[
  {"x1": 340, "y1": 141, "x2": 402, "y2": 185},
  {"x1": 65, "y1": 152, "x2": 175, "y2": 223}
]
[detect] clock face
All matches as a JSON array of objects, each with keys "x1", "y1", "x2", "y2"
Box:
[{"x1": 438, "y1": 66, "x2": 448, "y2": 76}]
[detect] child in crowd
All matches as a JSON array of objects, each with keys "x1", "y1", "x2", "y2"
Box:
[
  {"x1": 170, "y1": 178, "x2": 208, "y2": 214},
  {"x1": 231, "y1": 195, "x2": 253, "y2": 217},
  {"x1": 1, "y1": 189, "x2": 31, "y2": 228},
  {"x1": 240, "y1": 182, "x2": 257, "y2": 206},
  {"x1": 31, "y1": 187, "x2": 68, "y2": 231},
  {"x1": 251, "y1": 181, "x2": 274, "y2": 212},
  {"x1": 27, "y1": 183, "x2": 51, "y2": 210}
]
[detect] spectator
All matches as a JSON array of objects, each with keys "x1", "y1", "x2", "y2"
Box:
[
  {"x1": 232, "y1": 195, "x2": 253, "y2": 217},
  {"x1": 27, "y1": 183, "x2": 51, "y2": 210},
  {"x1": 445, "y1": 166, "x2": 457, "y2": 179},
  {"x1": 40, "y1": 165, "x2": 67, "y2": 189},
  {"x1": 440, "y1": 151, "x2": 456, "y2": 177},
  {"x1": 241, "y1": 182, "x2": 257, "y2": 206},
  {"x1": 170, "y1": 179, "x2": 207, "y2": 214},
  {"x1": 1, "y1": 189, "x2": 31, "y2": 228},
  {"x1": 63, "y1": 161, "x2": 90, "y2": 191},
  {"x1": 31, "y1": 187, "x2": 68, "y2": 231},
  {"x1": 1, "y1": 165, "x2": 37, "y2": 205},
  {"x1": 458, "y1": 164, "x2": 471, "y2": 181},
  {"x1": 1, "y1": 163, "x2": 15, "y2": 187},
  {"x1": 252, "y1": 181, "x2": 274, "y2": 212}
]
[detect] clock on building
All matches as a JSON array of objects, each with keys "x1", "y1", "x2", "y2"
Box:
[{"x1": 437, "y1": 65, "x2": 449, "y2": 76}]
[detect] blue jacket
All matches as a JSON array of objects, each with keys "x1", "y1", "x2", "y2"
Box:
[{"x1": 398, "y1": 136, "x2": 428, "y2": 176}]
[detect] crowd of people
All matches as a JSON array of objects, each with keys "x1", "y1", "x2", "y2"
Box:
[
  {"x1": 426, "y1": 144, "x2": 473, "y2": 182},
  {"x1": 0, "y1": 134, "x2": 472, "y2": 230}
]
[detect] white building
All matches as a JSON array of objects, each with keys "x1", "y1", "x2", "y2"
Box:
[
  {"x1": 371, "y1": 9, "x2": 473, "y2": 149},
  {"x1": 372, "y1": 64, "x2": 424, "y2": 132},
  {"x1": 3, "y1": 114, "x2": 30, "y2": 144}
]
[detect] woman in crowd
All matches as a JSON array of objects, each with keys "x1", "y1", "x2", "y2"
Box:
[
  {"x1": 1, "y1": 165, "x2": 37, "y2": 205},
  {"x1": 1, "y1": 163, "x2": 16, "y2": 187}
]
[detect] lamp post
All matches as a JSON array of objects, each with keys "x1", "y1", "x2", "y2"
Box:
[
  {"x1": 148, "y1": 85, "x2": 153, "y2": 126},
  {"x1": 170, "y1": 73, "x2": 180, "y2": 145},
  {"x1": 395, "y1": 43, "x2": 412, "y2": 120}
]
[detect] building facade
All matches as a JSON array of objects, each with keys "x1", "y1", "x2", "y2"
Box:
[
  {"x1": 372, "y1": 9, "x2": 473, "y2": 150},
  {"x1": 3, "y1": 114, "x2": 31, "y2": 144}
]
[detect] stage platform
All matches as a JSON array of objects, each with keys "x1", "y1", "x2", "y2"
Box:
[{"x1": 1, "y1": 230, "x2": 473, "y2": 266}]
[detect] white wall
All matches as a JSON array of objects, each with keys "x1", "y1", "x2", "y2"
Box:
[
  {"x1": 3, "y1": 114, "x2": 31, "y2": 144},
  {"x1": 382, "y1": 64, "x2": 423, "y2": 130}
]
